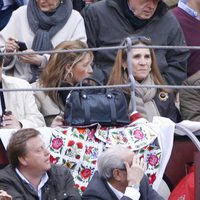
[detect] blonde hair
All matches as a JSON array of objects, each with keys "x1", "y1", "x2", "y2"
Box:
[{"x1": 40, "y1": 40, "x2": 93, "y2": 104}]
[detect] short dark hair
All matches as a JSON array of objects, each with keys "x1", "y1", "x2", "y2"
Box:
[{"x1": 7, "y1": 128, "x2": 41, "y2": 168}]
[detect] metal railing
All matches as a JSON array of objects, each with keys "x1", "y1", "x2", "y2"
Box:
[{"x1": 1, "y1": 37, "x2": 200, "y2": 199}]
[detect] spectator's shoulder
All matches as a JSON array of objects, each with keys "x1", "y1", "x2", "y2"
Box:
[
  {"x1": 12, "y1": 5, "x2": 27, "y2": 16},
  {"x1": 160, "y1": 8, "x2": 180, "y2": 26},
  {"x1": 71, "y1": 9, "x2": 83, "y2": 19},
  {"x1": 183, "y1": 71, "x2": 200, "y2": 86},
  {"x1": 2, "y1": 75, "x2": 31, "y2": 88},
  {"x1": 0, "y1": 165, "x2": 15, "y2": 179},
  {"x1": 49, "y1": 164, "x2": 71, "y2": 176},
  {"x1": 82, "y1": 0, "x2": 106, "y2": 13}
]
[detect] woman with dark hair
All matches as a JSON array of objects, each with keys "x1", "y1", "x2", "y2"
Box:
[
  {"x1": 0, "y1": 0, "x2": 86, "y2": 83},
  {"x1": 32, "y1": 40, "x2": 93, "y2": 126},
  {"x1": 107, "y1": 36, "x2": 180, "y2": 122}
]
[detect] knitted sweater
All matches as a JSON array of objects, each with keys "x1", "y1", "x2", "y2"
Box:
[{"x1": 173, "y1": 7, "x2": 200, "y2": 77}]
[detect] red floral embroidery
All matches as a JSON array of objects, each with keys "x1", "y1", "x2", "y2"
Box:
[
  {"x1": 85, "y1": 146, "x2": 93, "y2": 154},
  {"x1": 148, "y1": 155, "x2": 159, "y2": 166},
  {"x1": 49, "y1": 155, "x2": 58, "y2": 164},
  {"x1": 76, "y1": 155, "x2": 80, "y2": 159},
  {"x1": 52, "y1": 138, "x2": 63, "y2": 150},
  {"x1": 87, "y1": 130, "x2": 95, "y2": 140},
  {"x1": 147, "y1": 146, "x2": 153, "y2": 151},
  {"x1": 122, "y1": 137, "x2": 128, "y2": 143},
  {"x1": 77, "y1": 142, "x2": 83, "y2": 149},
  {"x1": 77, "y1": 128, "x2": 86, "y2": 134},
  {"x1": 68, "y1": 140, "x2": 75, "y2": 146},
  {"x1": 74, "y1": 184, "x2": 79, "y2": 189},
  {"x1": 92, "y1": 160, "x2": 97, "y2": 165},
  {"x1": 133, "y1": 129, "x2": 144, "y2": 139},
  {"x1": 149, "y1": 173, "x2": 156, "y2": 185},
  {"x1": 63, "y1": 130, "x2": 68, "y2": 135},
  {"x1": 80, "y1": 186, "x2": 86, "y2": 192},
  {"x1": 80, "y1": 169, "x2": 91, "y2": 179}
]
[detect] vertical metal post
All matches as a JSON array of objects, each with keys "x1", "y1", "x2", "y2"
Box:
[{"x1": 125, "y1": 37, "x2": 136, "y2": 112}]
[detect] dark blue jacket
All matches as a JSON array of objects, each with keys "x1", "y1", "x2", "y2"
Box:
[{"x1": 82, "y1": 171, "x2": 164, "y2": 200}]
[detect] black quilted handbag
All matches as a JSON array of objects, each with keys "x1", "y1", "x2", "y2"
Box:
[{"x1": 64, "y1": 78, "x2": 130, "y2": 126}]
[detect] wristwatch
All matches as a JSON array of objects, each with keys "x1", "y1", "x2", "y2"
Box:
[{"x1": 128, "y1": 184, "x2": 140, "y2": 191}]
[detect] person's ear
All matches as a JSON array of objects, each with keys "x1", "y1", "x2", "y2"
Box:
[
  {"x1": 18, "y1": 156, "x2": 28, "y2": 166},
  {"x1": 113, "y1": 169, "x2": 124, "y2": 181}
]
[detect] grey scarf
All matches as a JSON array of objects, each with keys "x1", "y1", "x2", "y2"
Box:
[
  {"x1": 135, "y1": 74, "x2": 160, "y2": 121},
  {"x1": 27, "y1": 0, "x2": 72, "y2": 51}
]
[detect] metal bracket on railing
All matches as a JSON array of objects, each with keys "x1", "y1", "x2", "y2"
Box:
[{"x1": 125, "y1": 37, "x2": 136, "y2": 112}]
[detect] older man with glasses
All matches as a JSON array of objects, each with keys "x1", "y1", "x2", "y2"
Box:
[{"x1": 82, "y1": 145, "x2": 164, "y2": 200}]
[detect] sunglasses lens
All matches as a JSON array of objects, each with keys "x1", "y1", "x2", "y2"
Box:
[{"x1": 130, "y1": 36, "x2": 151, "y2": 44}]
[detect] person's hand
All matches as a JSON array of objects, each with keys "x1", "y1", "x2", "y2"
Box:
[
  {"x1": 124, "y1": 155, "x2": 146, "y2": 187},
  {"x1": 0, "y1": 190, "x2": 12, "y2": 200},
  {"x1": 51, "y1": 115, "x2": 65, "y2": 128},
  {"x1": 5, "y1": 37, "x2": 19, "y2": 53},
  {"x1": 17, "y1": 49, "x2": 44, "y2": 65},
  {"x1": 2, "y1": 112, "x2": 22, "y2": 129}
]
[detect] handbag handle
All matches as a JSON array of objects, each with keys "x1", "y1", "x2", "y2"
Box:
[
  {"x1": 79, "y1": 77, "x2": 103, "y2": 87},
  {"x1": 66, "y1": 77, "x2": 103, "y2": 102}
]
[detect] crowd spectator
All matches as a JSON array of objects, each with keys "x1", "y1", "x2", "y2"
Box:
[
  {"x1": 0, "y1": 0, "x2": 28, "y2": 31},
  {"x1": 32, "y1": 40, "x2": 93, "y2": 127},
  {"x1": 107, "y1": 36, "x2": 181, "y2": 122},
  {"x1": 0, "y1": 128, "x2": 81, "y2": 199},
  {"x1": 0, "y1": 51, "x2": 45, "y2": 129},
  {"x1": 179, "y1": 71, "x2": 200, "y2": 121},
  {"x1": 173, "y1": 0, "x2": 200, "y2": 77},
  {"x1": 82, "y1": 145, "x2": 164, "y2": 200},
  {"x1": 82, "y1": 0, "x2": 189, "y2": 85},
  {"x1": 0, "y1": 0, "x2": 86, "y2": 83}
]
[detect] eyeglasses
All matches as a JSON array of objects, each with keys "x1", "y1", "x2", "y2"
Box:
[{"x1": 131, "y1": 36, "x2": 151, "y2": 45}]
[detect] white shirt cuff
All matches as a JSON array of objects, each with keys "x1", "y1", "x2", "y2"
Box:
[{"x1": 124, "y1": 186, "x2": 141, "y2": 200}]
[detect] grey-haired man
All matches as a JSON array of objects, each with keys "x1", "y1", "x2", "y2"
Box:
[{"x1": 82, "y1": 145, "x2": 164, "y2": 200}]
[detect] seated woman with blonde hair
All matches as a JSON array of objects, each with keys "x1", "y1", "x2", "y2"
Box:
[
  {"x1": 107, "y1": 36, "x2": 180, "y2": 122},
  {"x1": 32, "y1": 40, "x2": 93, "y2": 126}
]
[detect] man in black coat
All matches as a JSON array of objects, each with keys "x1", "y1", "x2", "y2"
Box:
[{"x1": 82, "y1": 145, "x2": 164, "y2": 200}]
